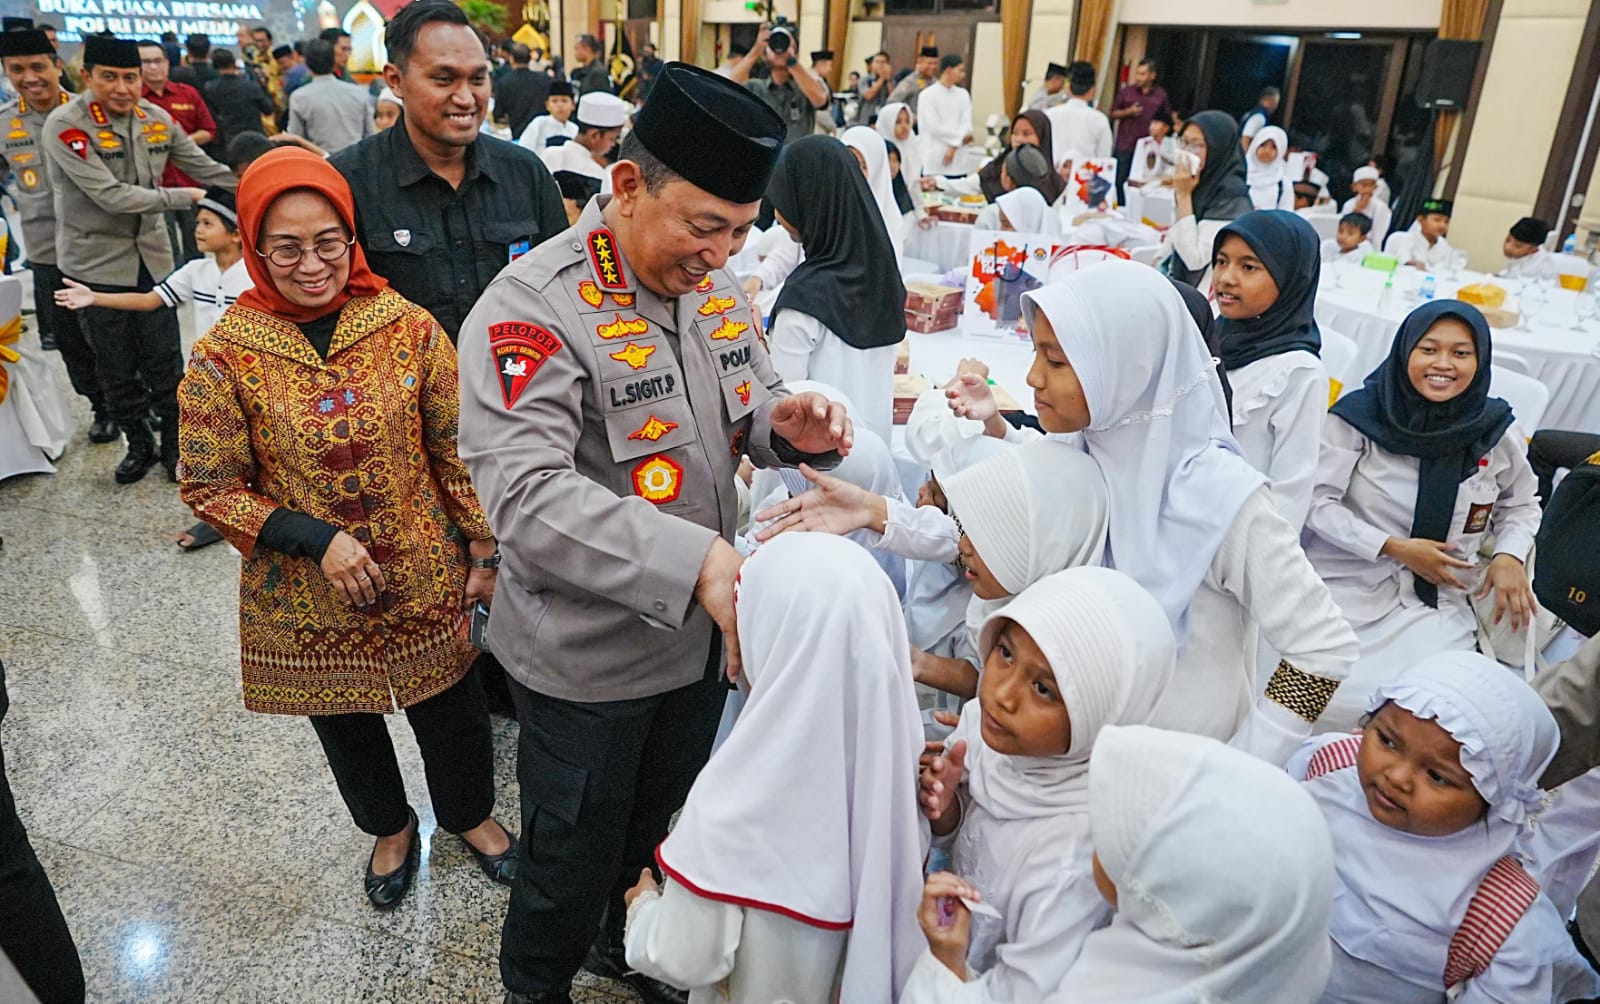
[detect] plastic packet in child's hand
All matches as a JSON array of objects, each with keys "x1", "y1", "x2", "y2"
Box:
[{"x1": 961, "y1": 896, "x2": 1001, "y2": 920}]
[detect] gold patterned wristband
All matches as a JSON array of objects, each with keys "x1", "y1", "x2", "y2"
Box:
[{"x1": 1265, "y1": 661, "x2": 1342, "y2": 723}]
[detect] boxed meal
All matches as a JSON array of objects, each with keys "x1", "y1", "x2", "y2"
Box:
[
  {"x1": 895, "y1": 339, "x2": 911, "y2": 374},
  {"x1": 905, "y1": 282, "x2": 963, "y2": 316},
  {"x1": 905, "y1": 309, "x2": 961, "y2": 334},
  {"x1": 1458, "y1": 282, "x2": 1508, "y2": 310},
  {"x1": 933, "y1": 205, "x2": 981, "y2": 225},
  {"x1": 893, "y1": 374, "x2": 931, "y2": 425}
]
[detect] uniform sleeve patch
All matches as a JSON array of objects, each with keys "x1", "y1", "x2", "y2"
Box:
[
  {"x1": 587, "y1": 228, "x2": 629, "y2": 290},
  {"x1": 58, "y1": 127, "x2": 89, "y2": 160},
  {"x1": 487, "y1": 322, "x2": 563, "y2": 409},
  {"x1": 633, "y1": 455, "x2": 683, "y2": 504}
]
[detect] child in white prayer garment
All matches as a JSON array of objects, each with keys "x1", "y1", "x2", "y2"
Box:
[{"x1": 1288, "y1": 653, "x2": 1600, "y2": 1003}]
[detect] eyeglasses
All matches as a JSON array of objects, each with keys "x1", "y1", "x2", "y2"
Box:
[{"x1": 257, "y1": 235, "x2": 356, "y2": 269}]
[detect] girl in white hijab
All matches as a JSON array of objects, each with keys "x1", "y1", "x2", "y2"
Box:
[
  {"x1": 910, "y1": 724, "x2": 1335, "y2": 1002},
  {"x1": 877, "y1": 102, "x2": 930, "y2": 231},
  {"x1": 623, "y1": 533, "x2": 927, "y2": 1003},
  {"x1": 1288, "y1": 653, "x2": 1600, "y2": 1004},
  {"x1": 974, "y1": 187, "x2": 1061, "y2": 238},
  {"x1": 948, "y1": 259, "x2": 1356, "y2": 763},
  {"x1": 843, "y1": 125, "x2": 908, "y2": 259},
  {"x1": 905, "y1": 568, "x2": 1178, "y2": 1002},
  {"x1": 1247, "y1": 125, "x2": 1296, "y2": 211}
]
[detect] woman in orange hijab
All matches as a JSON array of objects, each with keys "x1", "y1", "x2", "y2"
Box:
[{"x1": 177, "y1": 149, "x2": 517, "y2": 910}]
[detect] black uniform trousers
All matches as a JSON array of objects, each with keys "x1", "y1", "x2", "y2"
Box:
[
  {"x1": 0, "y1": 661, "x2": 86, "y2": 1004},
  {"x1": 308, "y1": 662, "x2": 497, "y2": 838},
  {"x1": 69, "y1": 263, "x2": 183, "y2": 439},
  {"x1": 499, "y1": 651, "x2": 727, "y2": 995},
  {"x1": 1529, "y1": 429, "x2": 1600, "y2": 505},
  {"x1": 1115, "y1": 148, "x2": 1135, "y2": 206},
  {"x1": 30, "y1": 263, "x2": 106, "y2": 421}
]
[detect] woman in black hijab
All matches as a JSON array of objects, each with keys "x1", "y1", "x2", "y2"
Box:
[
  {"x1": 1163, "y1": 110, "x2": 1256, "y2": 286},
  {"x1": 1210, "y1": 209, "x2": 1325, "y2": 527},
  {"x1": 975, "y1": 110, "x2": 1065, "y2": 204},
  {"x1": 766, "y1": 135, "x2": 907, "y2": 441},
  {"x1": 1303, "y1": 299, "x2": 1540, "y2": 727}
]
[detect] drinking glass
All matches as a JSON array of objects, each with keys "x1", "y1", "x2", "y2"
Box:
[
  {"x1": 1519, "y1": 279, "x2": 1549, "y2": 331},
  {"x1": 1574, "y1": 293, "x2": 1598, "y2": 333}
]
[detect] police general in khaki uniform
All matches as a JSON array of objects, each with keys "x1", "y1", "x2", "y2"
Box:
[
  {"x1": 42, "y1": 34, "x2": 235, "y2": 484},
  {"x1": 456, "y1": 64, "x2": 853, "y2": 1004},
  {"x1": 0, "y1": 26, "x2": 114, "y2": 442}
]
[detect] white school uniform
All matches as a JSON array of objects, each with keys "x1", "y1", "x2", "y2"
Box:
[
  {"x1": 918, "y1": 82, "x2": 974, "y2": 174},
  {"x1": 767, "y1": 312, "x2": 896, "y2": 444},
  {"x1": 625, "y1": 534, "x2": 927, "y2": 1003},
  {"x1": 1229, "y1": 351, "x2": 1329, "y2": 531},
  {"x1": 919, "y1": 569, "x2": 1178, "y2": 1003},
  {"x1": 842, "y1": 126, "x2": 907, "y2": 262},
  {"x1": 1339, "y1": 195, "x2": 1391, "y2": 247},
  {"x1": 1157, "y1": 214, "x2": 1229, "y2": 291},
  {"x1": 1246, "y1": 127, "x2": 1295, "y2": 211},
  {"x1": 1303, "y1": 416, "x2": 1541, "y2": 731},
  {"x1": 1384, "y1": 223, "x2": 1456, "y2": 271},
  {"x1": 516, "y1": 114, "x2": 577, "y2": 153},
  {"x1": 1321, "y1": 238, "x2": 1375, "y2": 264},
  {"x1": 1044, "y1": 97, "x2": 1112, "y2": 166},
  {"x1": 1501, "y1": 247, "x2": 1561, "y2": 281},
  {"x1": 906, "y1": 725, "x2": 1335, "y2": 1003},
  {"x1": 156, "y1": 255, "x2": 252, "y2": 334},
  {"x1": 1020, "y1": 265, "x2": 1358, "y2": 765},
  {"x1": 1289, "y1": 655, "x2": 1600, "y2": 1004}
]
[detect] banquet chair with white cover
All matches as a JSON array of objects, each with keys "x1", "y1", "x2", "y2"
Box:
[
  {"x1": 1493, "y1": 350, "x2": 1531, "y2": 375},
  {"x1": 1491, "y1": 367, "x2": 1551, "y2": 436},
  {"x1": 1319, "y1": 327, "x2": 1361, "y2": 405}
]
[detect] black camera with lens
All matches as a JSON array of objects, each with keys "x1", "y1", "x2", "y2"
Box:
[{"x1": 768, "y1": 16, "x2": 793, "y2": 54}]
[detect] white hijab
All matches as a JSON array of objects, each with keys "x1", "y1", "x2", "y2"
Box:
[
  {"x1": 1305, "y1": 652, "x2": 1559, "y2": 989},
  {"x1": 656, "y1": 533, "x2": 927, "y2": 1001},
  {"x1": 1050, "y1": 725, "x2": 1334, "y2": 1003},
  {"x1": 876, "y1": 102, "x2": 924, "y2": 191},
  {"x1": 941, "y1": 439, "x2": 1109, "y2": 647},
  {"x1": 842, "y1": 125, "x2": 905, "y2": 256},
  {"x1": 955, "y1": 566, "x2": 1176, "y2": 822},
  {"x1": 995, "y1": 186, "x2": 1060, "y2": 239},
  {"x1": 903, "y1": 434, "x2": 1013, "y2": 650},
  {"x1": 1021, "y1": 260, "x2": 1264, "y2": 634},
  {"x1": 1246, "y1": 125, "x2": 1290, "y2": 209}
]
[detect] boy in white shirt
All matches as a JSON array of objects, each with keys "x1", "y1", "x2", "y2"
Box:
[
  {"x1": 1502, "y1": 215, "x2": 1559, "y2": 280},
  {"x1": 1383, "y1": 198, "x2": 1456, "y2": 271},
  {"x1": 55, "y1": 188, "x2": 250, "y2": 551},
  {"x1": 517, "y1": 80, "x2": 578, "y2": 153},
  {"x1": 1321, "y1": 212, "x2": 1375, "y2": 263},
  {"x1": 1340, "y1": 165, "x2": 1390, "y2": 247}
]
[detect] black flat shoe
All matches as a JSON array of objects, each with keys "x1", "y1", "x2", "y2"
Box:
[
  {"x1": 583, "y1": 940, "x2": 687, "y2": 1004},
  {"x1": 364, "y1": 808, "x2": 420, "y2": 910},
  {"x1": 503, "y1": 989, "x2": 572, "y2": 1004},
  {"x1": 462, "y1": 820, "x2": 519, "y2": 886},
  {"x1": 87, "y1": 417, "x2": 119, "y2": 444}
]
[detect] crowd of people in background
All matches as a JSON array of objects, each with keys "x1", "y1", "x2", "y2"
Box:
[{"x1": 3, "y1": 6, "x2": 1600, "y2": 1004}]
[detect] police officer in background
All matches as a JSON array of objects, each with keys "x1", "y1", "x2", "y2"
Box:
[
  {"x1": 43, "y1": 34, "x2": 235, "y2": 483},
  {"x1": 0, "y1": 25, "x2": 116, "y2": 444},
  {"x1": 456, "y1": 63, "x2": 853, "y2": 1004}
]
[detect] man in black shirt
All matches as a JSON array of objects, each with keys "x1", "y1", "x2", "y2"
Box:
[
  {"x1": 493, "y1": 41, "x2": 548, "y2": 141},
  {"x1": 570, "y1": 33, "x2": 612, "y2": 96},
  {"x1": 169, "y1": 32, "x2": 216, "y2": 90},
  {"x1": 332, "y1": 4, "x2": 564, "y2": 342},
  {"x1": 203, "y1": 48, "x2": 272, "y2": 145}
]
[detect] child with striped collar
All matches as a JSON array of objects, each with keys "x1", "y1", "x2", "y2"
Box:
[{"x1": 1288, "y1": 652, "x2": 1599, "y2": 1003}]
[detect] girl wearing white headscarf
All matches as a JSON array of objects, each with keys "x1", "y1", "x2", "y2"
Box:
[
  {"x1": 1246, "y1": 125, "x2": 1296, "y2": 211},
  {"x1": 905, "y1": 568, "x2": 1178, "y2": 1002},
  {"x1": 962, "y1": 261, "x2": 1357, "y2": 764},
  {"x1": 877, "y1": 102, "x2": 931, "y2": 231},
  {"x1": 909, "y1": 724, "x2": 1335, "y2": 1001},
  {"x1": 843, "y1": 125, "x2": 908, "y2": 259},
  {"x1": 1287, "y1": 653, "x2": 1600, "y2": 1003},
  {"x1": 623, "y1": 533, "x2": 927, "y2": 1003},
  {"x1": 974, "y1": 187, "x2": 1061, "y2": 238}
]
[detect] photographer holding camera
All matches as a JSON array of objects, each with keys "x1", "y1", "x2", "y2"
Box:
[{"x1": 744, "y1": 20, "x2": 831, "y2": 142}]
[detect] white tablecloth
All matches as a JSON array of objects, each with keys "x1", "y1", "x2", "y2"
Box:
[
  {"x1": 1122, "y1": 185, "x2": 1175, "y2": 228},
  {"x1": 904, "y1": 222, "x2": 975, "y2": 274},
  {"x1": 1314, "y1": 265, "x2": 1600, "y2": 433}
]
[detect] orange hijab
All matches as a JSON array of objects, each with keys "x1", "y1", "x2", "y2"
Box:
[{"x1": 235, "y1": 147, "x2": 388, "y2": 324}]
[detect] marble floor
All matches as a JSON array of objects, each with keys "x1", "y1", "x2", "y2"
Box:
[{"x1": 0, "y1": 319, "x2": 637, "y2": 1001}]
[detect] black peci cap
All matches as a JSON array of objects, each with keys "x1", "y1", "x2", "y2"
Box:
[
  {"x1": 0, "y1": 28, "x2": 53, "y2": 57},
  {"x1": 810, "y1": 50, "x2": 833, "y2": 62},
  {"x1": 83, "y1": 34, "x2": 140, "y2": 68},
  {"x1": 1045, "y1": 62, "x2": 1067, "y2": 79},
  {"x1": 548, "y1": 79, "x2": 575, "y2": 98},
  {"x1": 2, "y1": 16, "x2": 35, "y2": 31},
  {"x1": 1509, "y1": 216, "x2": 1551, "y2": 245},
  {"x1": 1421, "y1": 198, "x2": 1454, "y2": 218},
  {"x1": 919, "y1": 46, "x2": 938, "y2": 59},
  {"x1": 629, "y1": 61, "x2": 786, "y2": 205}
]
